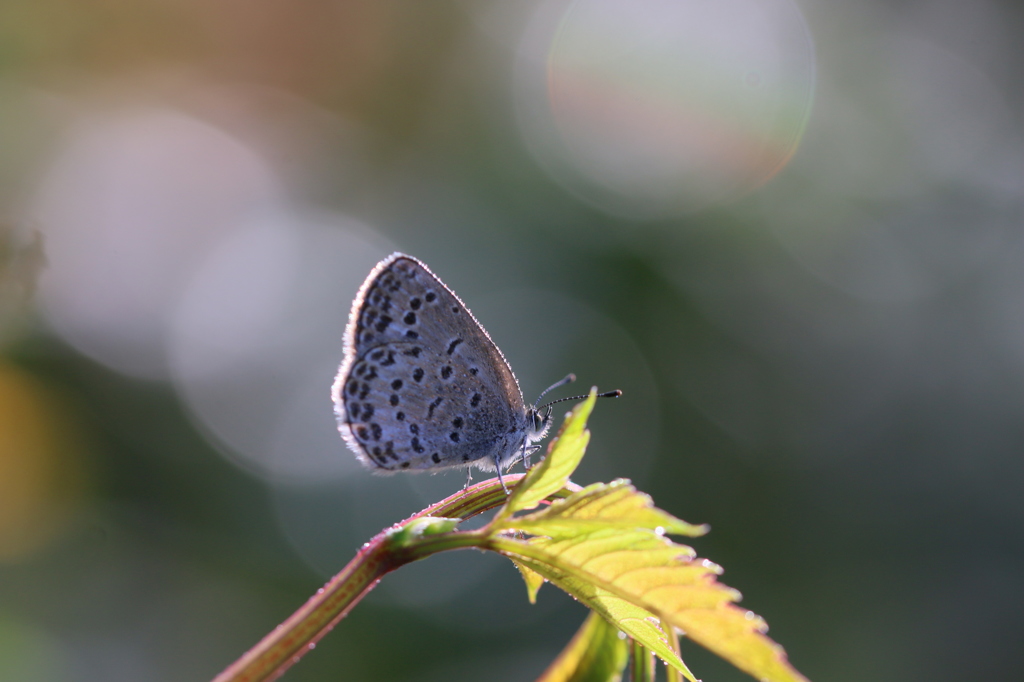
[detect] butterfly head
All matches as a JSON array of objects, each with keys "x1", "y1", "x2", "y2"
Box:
[
  {"x1": 526, "y1": 405, "x2": 553, "y2": 443},
  {"x1": 527, "y1": 373, "x2": 622, "y2": 446}
]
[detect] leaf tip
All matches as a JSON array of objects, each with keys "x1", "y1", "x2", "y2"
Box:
[{"x1": 511, "y1": 559, "x2": 546, "y2": 604}]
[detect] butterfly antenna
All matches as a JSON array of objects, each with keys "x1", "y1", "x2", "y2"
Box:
[
  {"x1": 539, "y1": 389, "x2": 622, "y2": 412},
  {"x1": 534, "y1": 373, "x2": 576, "y2": 405}
]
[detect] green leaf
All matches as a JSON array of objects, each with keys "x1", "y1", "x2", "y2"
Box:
[
  {"x1": 672, "y1": 607, "x2": 808, "y2": 682},
  {"x1": 498, "y1": 479, "x2": 708, "y2": 538},
  {"x1": 501, "y1": 389, "x2": 596, "y2": 516},
  {"x1": 511, "y1": 554, "x2": 698, "y2": 682},
  {"x1": 493, "y1": 523, "x2": 809, "y2": 682},
  {"x1": 534, "y1": 611, "x2": 629, "y2": 682}
]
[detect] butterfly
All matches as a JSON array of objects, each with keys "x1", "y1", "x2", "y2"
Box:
[{"x1": 332, "y1": 253, "x2": 618, "y2": 490}]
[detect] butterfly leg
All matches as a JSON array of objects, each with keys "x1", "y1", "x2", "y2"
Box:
[
  {"x1": 495, "y1": 465, "x2": 509, "y2": 495},
  {"x1": 523, "y1": 444, "x2": 542, "y2": 469},
  {"x1": 464, "y1": 467, "x2": 474, "y2": 490}
]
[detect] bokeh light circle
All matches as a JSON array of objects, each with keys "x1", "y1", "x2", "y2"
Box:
[
  {"x1": 169, "y1": 211, "x2": 393, "y2": 484},
  {"x1": 33, "y1": 107, "x2": 284, "y2": 379},
  {"x1": 516, "y1": 0, "x2": 815, "y2": 217}
]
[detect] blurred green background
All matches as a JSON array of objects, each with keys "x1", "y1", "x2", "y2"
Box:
[{"x1": 1, "y1": 1, "x2": 1022, "y2": 680}]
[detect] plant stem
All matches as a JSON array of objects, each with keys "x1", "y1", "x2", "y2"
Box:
[
  {"x1": 630, "y1": 639, "x2": 655, "y2": 682},
  {"x1": 211, "y1": 526, "x2": 397, "y2": 682},
  {"x1": 212, "y1": 475, "x2": 577, "y2": 682},
  {"x1": 665, "y1": 627, "x2": 684, "y2": 682}
]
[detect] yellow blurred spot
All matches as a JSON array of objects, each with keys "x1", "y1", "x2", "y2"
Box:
[{"x1": 0, "y1": 362, "x2": 86, "y2": 562}]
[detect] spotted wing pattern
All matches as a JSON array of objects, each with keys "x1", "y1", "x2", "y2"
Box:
[{"x1": 333, "y1": 254, "x2": 530, "y2": 472}]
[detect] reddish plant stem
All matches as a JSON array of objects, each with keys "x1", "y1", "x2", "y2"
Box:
[
  {"x1": 212, "y1": 529, "x2": 397, "y2": 682},
  {"x1": 212, "y1": 475, "x2": 577, "y2": 682}
]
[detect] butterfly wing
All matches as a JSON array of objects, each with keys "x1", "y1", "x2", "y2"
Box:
[{"x1": 333, "y1": 254, "x2": 529, "y2": 471}]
